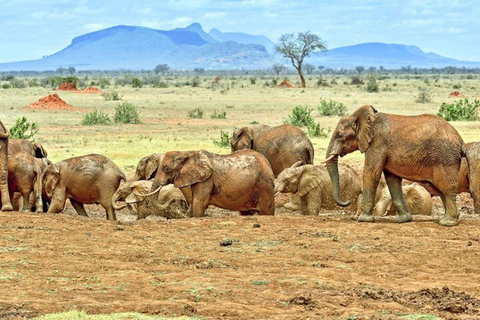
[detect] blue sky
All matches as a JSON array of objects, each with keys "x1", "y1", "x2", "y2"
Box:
[{"x1": 1, "y1": 0, "x2": 479, "y2": 63}]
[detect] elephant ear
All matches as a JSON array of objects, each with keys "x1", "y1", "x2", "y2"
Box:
[
  {"x1": 404, "y1": 185, "x2": 422, "y2": 214},
  {"x1": 233, "y1": 127, "x2": 254, "y2": 150},
  {"x1": 126, "y1": 181, "x2": 151, "y2": 203},
  {"x1": 174, "y1": 152, "x2": 213, "y2": 188},
  {"x1": 353, "y1": 105, "x2": 377, "y2": 153},
  {"x1": 34, "y1": 142, "x2": 47, "y2": 158},
  {"x1": 297, "y1": 167, "x2": 322, "y2": 197},
  {"x1": 145, "y1": 154, "x2": 159, "y2": 180}
]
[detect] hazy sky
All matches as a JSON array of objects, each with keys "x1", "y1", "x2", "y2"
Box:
[{"x1": 1, "y1": 0, "x2": 479, "y2": 63}]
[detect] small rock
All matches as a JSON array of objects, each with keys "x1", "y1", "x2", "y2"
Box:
[
  {"x1": 183, "y1": 304, "x2": 196, "y2": 315},
  {"x1": 467, "y1": 241, "x2": 473, "y2": 246},
  {"x1": 220, "y1": 238, "x2": 233, "y2": 246},
  {"x1": 332, "y1": 235, "x2": 339, "y2": 242},
  {"x1": 253, "y1": 223, "x2": 261, "y2": 228},
  {"x1": 114, "y1": 225, "x2": 124, "y2": 231}
]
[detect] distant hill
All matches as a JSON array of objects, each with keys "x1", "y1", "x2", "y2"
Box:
[{"x1": 0, "y1": 24, "x2": 479, "y2": 71}]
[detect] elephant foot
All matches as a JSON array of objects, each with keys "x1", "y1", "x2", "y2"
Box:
[
  {"x1": 438, "y1": 216, "x2": 459, "y2": 227},
  {"x1": 396, "y1": 213, "x2": 412, "y2": 223},
  {"x1": 283, "y1": 201, "x2": 300, "y2": 211},
  {"x1": 1, "y1": 204, "x2": 13, "y2": 212},
  {"x1": 357, "y1": 213, "x2": 375, "y2": 222}
]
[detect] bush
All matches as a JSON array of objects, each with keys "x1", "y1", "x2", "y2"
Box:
[
  {"x1": 210, "y1": 110, "x2": 226, "y2": 119},
  {"x1": 213, "y1": 130, "x2": 230, "y2": 147},
  {"x1": 350, "y1": 75, "x2": 364, "y2": 85},
  {"x1": 1, "y1": 82, "x2": 11, "y2": 89},
  {"x1": 191, "y1": 77, "x2": 201, "y2": 87},
  {"x1": 188, "y1": 108, "x2": 203, "y2": 119},
  {"x1": 9, "y1": 117, "x2": 39, "y2": 139},
  {"x1": 365, "y1": 75, "x2": 379, "y2": 92},
  {"x1": 10, "y1": 78, "x2": 26, "y2": 88},
  {"x1": 437, "y1": 99, "x2": 480, "y2": 121},
  {"x1": 318, "y1": 98, "x2": 347, "y2": 116},
  {"x1": 284, "y1": 106, "x2": 315, "y2": 128},
  {"x1": 82, "y1": 110, "x2": 111, "y2": 125},
  {"x1": 102, "y1": 91, "x2": 121, "y2": 101},
  {"x1": 316, "y1": 76, "x2": 328, "y2": 87},
  {"x1": 415, "y1": 87, "x2": 433, "y2": 104},
  {"x1": 307, "y1": 122, "x2": 330, "y2": 138},
  {"x1": 114, "y1": 102, "x2": 141, "y2": 124},
  {"x1": 131, "y1": 77, "x2": 143, "y2": 88},
  {"x1": 154, "y1": 81, "x2": 169, "y2": 88},
  {"x1": 98, "y1": 78, "x2": 111, "y2": 88}
]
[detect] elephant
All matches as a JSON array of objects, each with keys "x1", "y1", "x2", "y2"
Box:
[
  {"x1": 274, "y1": 162, "x2": 362, "y2": 215},
  {"x1": 0, "y1": 121, "x2": 13, "y2": 211},
  {"x1": 112, "y1": 180, "x2": 188, "y2": 219},
  {"x1": 8, "y1": 139, "x2": 48, "y2": 158},
  {"x1": 8, "y1": 152, "x2": 51, "y2": 212},
  {"x1": 230, "y1": 124, "x2": 314, "y2": 177},
  {"x1": 132, "y1": 153, "x2": 163, "y2": 181},
  {"x1": 42, "y1": 154, "x2": 126, "y2": 220},
  {"x1": 143, "y1": 149, "x2": 275, "y2": 217},
  {"x1": 325, "y1": 105, "x2": 466, "y2": 226},
  {"x1": 367, "y1": 181, "x2": 432, "y2": 217}
]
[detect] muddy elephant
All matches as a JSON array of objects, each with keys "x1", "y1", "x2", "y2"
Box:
[
  {"x1": 274, "y1": 162, "x2": 361, "y2": 215},
  {"x1": 367, "y1": 181, "x2": 432, "y2": 216},
  {"x1": 112, "y1": 180, "x2": 188, "y2": 219},
  {"x1": 42, "y1": 154, "x2": 126, "y2": 220},
  {"x1": 231, "y1": 124, "x2": 314, "y2": 177},
  {"x1": 325, "y1": 105, "x2": 466, "y2": 226},
  {"x1": 8, "y1": 139, "x2": 48, "y2": 158},
  {"x1": 8, "y1": 152, "x2": 51, "y2": 212},
  {"x1": 0, "y1": 121, "x2": 12, "y2": 211},
  {"x1": 132, "y1": 153, "x2": 163, "y2": 181},
  {"x1": 143, "y1": 149, "x2": 275, "y2": 217}
]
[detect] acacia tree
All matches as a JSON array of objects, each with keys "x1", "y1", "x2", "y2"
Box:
[
  {"x1": 303, "y1": 63, "x2": 316, "y2": 75},
  {"x1": 272, "y1": 63, "x2": 286, "y2": 75},
  {"x1": 154, "y1": 64, "x2": 170, "y2": 75},
  {"x1": 276, "y1": 32, "x2": 327, "y2": 87}
]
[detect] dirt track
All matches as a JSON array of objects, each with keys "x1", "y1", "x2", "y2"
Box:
[{"x1": 0, "y1": 204, "x2": 480, "y2": 319}]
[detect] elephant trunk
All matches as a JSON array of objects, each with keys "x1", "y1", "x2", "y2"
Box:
[
  {"x1": 325, "y1": 155, "x2": 351, "y2": 207},
  {"x1": 111, "y1": 193, "x2": 128, "y2": 211}
]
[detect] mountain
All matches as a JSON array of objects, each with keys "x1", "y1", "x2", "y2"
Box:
[
  {"x1": 306, "y1": 42, "x2": 480, "y2": 69},
  {"x1": 0, "y1": 25, "x2": 479, "y2": 71},
  {"x1": 208, "y1": 28, "x2": 276, "y2": 54}
]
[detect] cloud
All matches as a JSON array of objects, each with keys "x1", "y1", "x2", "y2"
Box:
[
  {"x1": 83, "y1": 23, "x2": 108, "y2": 32},
  {"x1": 203, "y1": 12, "x2": 227, "y2": 20},
  {"x1": 141, "y1": 16, "x2": 193, "y2": 30}
]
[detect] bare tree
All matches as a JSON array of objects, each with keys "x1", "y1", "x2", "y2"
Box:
[
  {"x1": 303, "y1": 63, "x2": 316, "y2": 75},
  {"x1": 276, "y1": 32, "x2": 327, "y2": 87},
  {"x1": 56, "y1": 67, "x2": 66, "y2": 75},
  {"x1": 272, "y1": 63, "x2": 286, "y2": 75},
  {"x1": 67, "y1": 66, "x2": 76, "y2": 75}
]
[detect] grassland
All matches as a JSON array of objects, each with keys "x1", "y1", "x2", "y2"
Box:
[{"x1": 1, "y1": 73, "x2": 479, "y2": 174}]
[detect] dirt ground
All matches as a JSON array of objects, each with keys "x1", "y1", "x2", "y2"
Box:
[{"x1": 0, "y1": 196, "x2": 480, "y2": 320}]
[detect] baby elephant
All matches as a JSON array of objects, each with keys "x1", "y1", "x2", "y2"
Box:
[
  {"x1": 275, "y1": 162, "x2": 362, "y2": 215},
  {"x1": 42, "y1": 154, "x2": 125, "y2": 220},
  {"x1": 112, "y1": 180, "x2": 188, "y2": 219},
  {"x1": 8, "y1": 152, "x2": 51, "y2": 212},
  {"x1": 372, "y1": 182, "x2": 432, "y2": 216}
]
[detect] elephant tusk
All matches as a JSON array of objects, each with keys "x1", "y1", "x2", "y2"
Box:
[
  {"x1": 321, "y1": 154, "x2": 336, "y2": 164},
  {"x1": 133, "y1": 185, "x2": 162, "y2": 197},
  {"x1": 274, "y1": 191, "x2": 280, "y2": 197}
]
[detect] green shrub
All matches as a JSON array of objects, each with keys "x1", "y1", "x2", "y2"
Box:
[
  {"x1": 10, "y1": 78, "x2": 26, "y2": 88},
  {"x1": 98, "y1": 78, "x2": 111, "y2": 88},
  {"x1": 191, "y1": 77, "x2": 201, "y2": 87},
  {"x1": 210, "y1": 110, "x2": 226, "y2": 119},
  {"x1": 213, "y1": 130, "x2": 230, "y2": 147},
  {"x1": 250, "y1": 77, "x2": 257, "y2": 85},
  {"x1": 365, "y1": 75, "x2": 379, "y2": 92},
  {"x1": 114, "y1": 102, "x2": 141, "y2": 124},
  {"x1": 284, "y1": 106, "x2": 315, "y2": 127},
  {"x1": 102, "y1": 91, "x2": 121, "y2": 101},
  {"x1": 350, "y1": 75, "x2": 364, "y2": 85},
  {"x1": 415, "y1": 87, "x2": 433, "y2": 104},
  {"x1": 318, "y1": 98, "x2": 347, "y2": 116},
  {"x1": 188, "y1": 108, "x2": 203, "y2": 119},
  {"x1": 82, "y1": 110, "x2": 111, "y2": 125},
  {"x1": 307, "y1": 122, "x2": 330, "y2": 138},
  {"x1": 154, "y1": 81, "x2": 169, "y2": 88},
  {"x1": 452, "y1": 83, "x2": 461, "y2": 89},
  {"x1": 9, "y1": 117, "x2": 39, "y2": 139},
  {"x1": 437, "y1": 99, "x2": 480, "y2": 121},
  {"x1": 1, "y1": 82, "x2": 11, "y2": 89},
  {"x1": 131, "y1": 77, "x2": 143, "y2": 88},
  {"x1": 316, "y1": 76, "x2": 328, "y2": 87}
]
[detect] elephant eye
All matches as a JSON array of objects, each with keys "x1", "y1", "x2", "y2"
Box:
[{"x1": 164, "y1": 166, "x2": 170, "y2": 173}]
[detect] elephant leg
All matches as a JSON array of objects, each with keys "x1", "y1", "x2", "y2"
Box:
[
  {"x1": 190, "y1": 185, "x2": 210, "y2": 218},
  {"x1": 99, "y1": 197, "x2": 116, "y2": 221},
  {"x1": 358, "y1": 166, "x2": 383, "y2": 222},
  {"x1": 384, "y1": 171, "x2": 412, "y2": 223},
  {"x1": 302, "y1": 194, "x2": 319, "y2": 216},
  {"x1": 10, "y1": 192, "x2": 19, "y2": 211},
  {"x1": 439, "y1": 191, "x2": 459, "y2": 226},
  {"x1": 284, "y1": 194, "x2": 301, "y2": 211},
  {"x1": 434, "y1": 169, "x2": 460, "y2": 226},
  {"x1": 20, "y1": 188, "x2": 32, "y2": 212},
  {"x1": 47, "y1": 188, "x2": 66, "y2": 214},
  {"x1": 70, "y1": 199, "x2": 88, "y2": 217}
]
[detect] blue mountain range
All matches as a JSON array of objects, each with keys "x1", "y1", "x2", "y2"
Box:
[{"x1": 0, "y1": 23, "x2": 478, "y2": 71}]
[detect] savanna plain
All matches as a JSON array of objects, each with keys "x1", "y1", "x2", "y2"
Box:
[{"x1": 1, "y1": 73, "x2": 480, "y2": 319}]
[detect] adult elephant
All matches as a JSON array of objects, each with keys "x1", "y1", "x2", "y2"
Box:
[
  {"x1": 8, "y1": 152, "x2": 51, "y2": 212},
  {"x1": 132, "y1": 153, "x2": 163, "y2": 181},
  {"x1": 0, "y1": 121, "x2": 13, "y2": 211},
  {"x1": 9, "y1": 139, "x2": 48, "y2": 158},
  {"x1": 144, "y1": 149, "x2": 275, "y2": 217},
  {"x1": 230, "y1": 124, "x2": 314, "y2": 177},
  {"x1": 324, "y1": 105, "x2": 466, "y2": 226},
  {"x1": 42, "y1": 154, "x2": 125, "y2": 220},
  {"x1": 274, "y1": 162, "x2": 361, "y2": 215}
]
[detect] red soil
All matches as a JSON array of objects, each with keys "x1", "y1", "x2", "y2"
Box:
[
  {"x1": 77, "y1": 86, "x2": 103, "y2": 94},
  {"x1": 449, "y1": 91, "x2": 465, "y2": 98},
  {"x1": 57, "y1": 82, "x2": 78, "y2": 91},
  {"x1": 27, "y1": 93, "x2": 76, "y2": 111},
  {"x1": 213, "y1": 76, "x2": 221, "y2": 83},
  {"x1": 277, "y1": 79, "x2": 294, "y2": 88}
]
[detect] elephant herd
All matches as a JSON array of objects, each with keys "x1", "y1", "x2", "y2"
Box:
[{"x1": 0, "y1": 104, "x2": 478, "y2": 227}]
